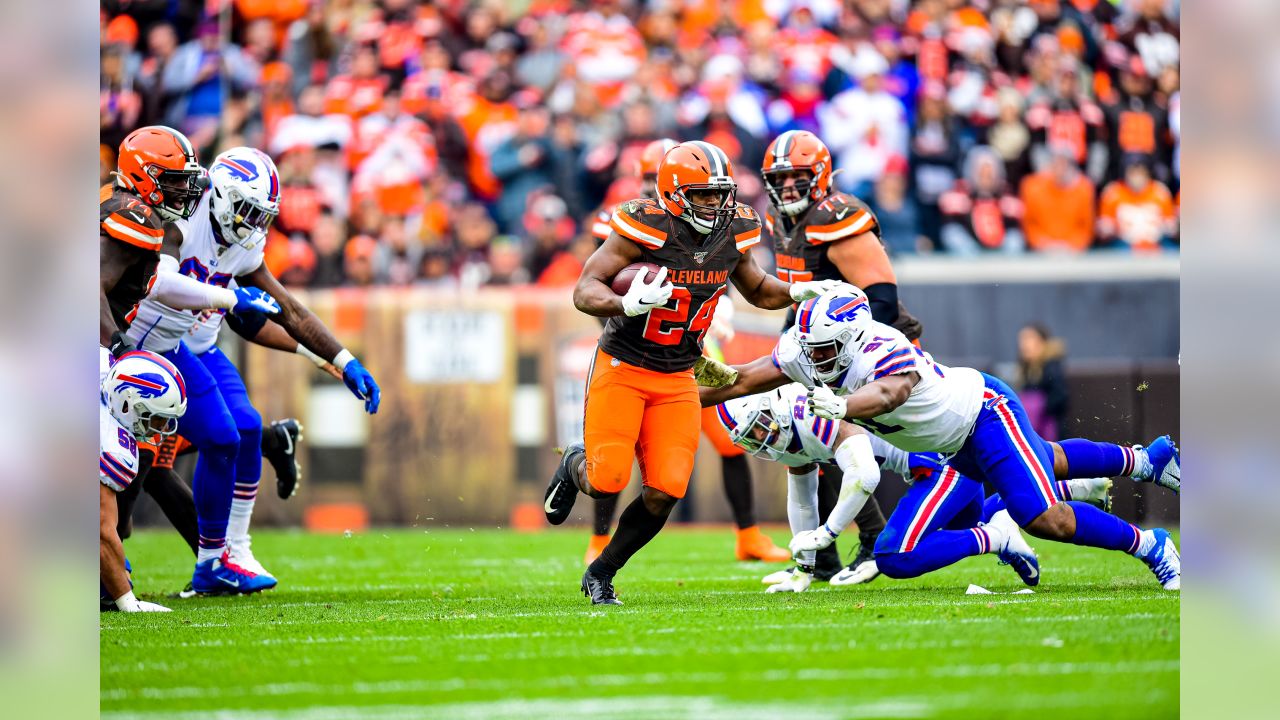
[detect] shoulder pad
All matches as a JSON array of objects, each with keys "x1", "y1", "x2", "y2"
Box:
[
  {"x1": 730, "y1": 205, "x2": 762, "y2": 253},
  {"x1": 609, "y1": 198, "x2": 667, "y2": 249},
  {"x1": 101, "y1": 190, "x2": 164, "y2": 251},
  {"x1": 806, "y1": 193, "x2": 878, "y2": 244}
]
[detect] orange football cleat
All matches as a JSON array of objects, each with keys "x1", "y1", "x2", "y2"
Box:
[
  {"x1": 735, "y1": 526, "x2": 792, "y2": 562},
  {"x1": 585, "y1": 534, "x2": 610, "y2": 566}
]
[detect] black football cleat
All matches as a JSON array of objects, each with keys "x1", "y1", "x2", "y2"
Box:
[
  {"x1": 263, "y1": 419, "x2": 304, "y2": 499},
  {"x1": 544, "y1": 441, "x2": 585, "y2": 525},
  {"x1": 581, "y1": 568, "x2": 622, "y2": 605},
  {"x1": 812, "y1": 544, "x2": 844, "y2": 581}
]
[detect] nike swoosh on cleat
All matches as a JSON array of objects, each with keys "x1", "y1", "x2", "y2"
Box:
[
  {"x1": 544, "y1": 489, "x2": 560, "y2": 514},
  {"x1": 217, "y1": 576, "x2": 241, "y2": 588},
  {"x1": 1024, "y1": 563, "x2": 1039, "y2": 580}
]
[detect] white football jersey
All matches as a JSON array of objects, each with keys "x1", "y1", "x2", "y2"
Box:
[
  {"x1": 99, "y1": 397, "x2": 138, "y2": 493},
  {"x1": 773, "y1": 322, "x2": 984, "y2": 454},
  {"x1": 126, "y1": 190, "x2": 265, "y2": 354},
  {"x1": 769, "y1": 383, "x2": 912, "y2": 477}
]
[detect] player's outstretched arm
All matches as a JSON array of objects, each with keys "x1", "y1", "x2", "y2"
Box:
[
  {"x1": 572, "y1": 232, "x2": 644, "y2": 317},
  {"x1": 237, "y1": 264, "x2": 381, "y2": 413},
  {"x1": 808, "y1": 373, "x2": 919, "y2": 421},
  {"x1": 730, "y1": 251, "x2": 846, "y2": 309},
  {"x1": 698, "y1": 354, "x2": 790, "y2": 407},
  {"x1": 227, "y1": 310, "x2": 343, "y2": 380},
  {"x1": 100, "y1": 485, "x2": 168, "y2": 612}
]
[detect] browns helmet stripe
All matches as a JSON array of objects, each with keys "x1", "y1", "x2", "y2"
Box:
[
  {"x1": 690, "y1": 141, "x2": 728, "y2": 177},
  {"x1": 153, "y1": 125, "x2": 196, "y2": 161},
  {"x1": 773, "y1": 130, "x2": 798, "y2": 167}
]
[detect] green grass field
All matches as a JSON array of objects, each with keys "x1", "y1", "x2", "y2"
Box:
[{"x1": 101, "y1": 527, "x2": 1178, "y2": 719}]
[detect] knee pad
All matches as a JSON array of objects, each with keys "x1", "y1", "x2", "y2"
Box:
[{"x1": 585, "y1": 441, "x2": 633, "y2": 495}]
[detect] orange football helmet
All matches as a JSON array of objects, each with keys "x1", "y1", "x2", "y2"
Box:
[
  {"x1": 116, "y1": 126, "x2": 207, "y2": 221},
  {"x1": 656, "y1": 141, "x2": 737, "y2": 235},
  {"x1": 761, "y1": 130, "x2": 833, "y2": 216},
  {"x1": 635, "y1": 138, "x2": 677, "y2": 199}
]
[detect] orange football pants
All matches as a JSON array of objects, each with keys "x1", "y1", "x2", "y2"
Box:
[{"x1": 583, "y1": 347, "x2": 701, "y2": 499}]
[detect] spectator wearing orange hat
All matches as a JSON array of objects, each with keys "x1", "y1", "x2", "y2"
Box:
[
  {"x1": 1019, "y1": 142, "x2": 1096, "y2": 253},
  {"x1": 344, "y1": 234, "x2": 379, "y2": 287}
]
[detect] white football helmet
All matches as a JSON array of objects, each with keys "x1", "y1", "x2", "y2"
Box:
[
  {"x1": 102, "y1": 351, "x2": 188, "y2": 439},
  {"x1": 794, "y1": 284, "x2": 874, "y2": 384},
  {"x1": 717, "y1": 390, "x2": 794, "y2": 461},
  {"x1": 209, "y1": 147, "x2": 280, "y2": 249}
]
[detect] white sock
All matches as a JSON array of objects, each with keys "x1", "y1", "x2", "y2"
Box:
[
  {"x1": 227, "y1": 482, "x2": 258, "y2": 545},
  {"x1": 197, "y1": 541, "x2": 225, "y2": 563},
  {"x1": 976, "y1": 521, "x2": 1006, "y2": 554},
  {"x1": 1133, "y1": 529, "x2": 1157, "y2": 557}
]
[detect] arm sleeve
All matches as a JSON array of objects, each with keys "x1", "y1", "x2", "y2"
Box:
[
  {"x1": 148, "y1": 271, "x2": 237, "y2": 311},
  {"x1": 786, "y1": 467, "x2": 821, "y2": 567},
  {"x1": 825, "y1": 434, "x2": 881, "y2": 535},
  {"x1": 862, "y1": 282, "x2": 900, "y2": 328}
]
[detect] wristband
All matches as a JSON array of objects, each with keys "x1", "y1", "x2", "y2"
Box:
[
  {"x1": 115, "y1": 591, "x2": 140, "y2": 612},
  {"x1": 823, "y1": 523, "x2": 839, "y2": 540},
  {"x1": 796, "y1": 563, "x2": 816, "y2": 575},
  {"x1": 296, "y1": 344, "x2": 327, "y2": 368},
  {"x1": 332, "y1": 348, "x2": 355, "y2": 371},
  {"x1": 109, "y1": 331, "x2": 134, "y2": 358}
]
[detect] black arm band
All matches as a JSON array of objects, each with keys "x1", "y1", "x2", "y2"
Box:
[
  {"x1": 862, "y1": 282, "x2": 900, "y2": 327},
  {"x1": 226, "y1": 308, "x2": 269, "y2": 341}
]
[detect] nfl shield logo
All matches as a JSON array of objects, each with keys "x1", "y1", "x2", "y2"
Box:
[{"x1": 693, "y1": 251, "x2": 708, "y2": 264}]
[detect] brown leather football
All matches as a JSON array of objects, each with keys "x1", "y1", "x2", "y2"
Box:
[{"x1": 609, "y1": 262, "x2": 664, "y2": 296}]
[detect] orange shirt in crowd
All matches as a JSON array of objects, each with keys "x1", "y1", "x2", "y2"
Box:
[
  {"x1": 1098, "y1": 180, "x2": 1177, "y2": 250},
  {"x1": 536, "y1": 252, "x2": 585, "y2": 287},
  {"x1": 1019, "y1": 171, "x2": 1097, "y2": 252},
  {"x1": 325, "y1": 75, "x2": 388, "y2": 119},
  {"x1": 455, "y1": 97, "x2": 517, "y2": 201}
]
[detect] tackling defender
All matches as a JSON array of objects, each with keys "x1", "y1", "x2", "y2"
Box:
[
  {"x1": 717, "y1": 385, "x2": 1113, "y2": 591},
  {"x1": 703, "y1": 286, "x2": 1181, "y2": 590},
  {"x1": 584, "y1": 138, "x2": 790, "y2": 565},
  {"x1": 759, "y1": 130, "x2": 922, "y2": 583},
  {"x1": 100, "y1": 351, "x2": 188, "y2": 612},
  {"x1": 126, "y1": 146, "x2": 380, "y2": 594},
  {"x1": 543, "y1": 141, "x2": 843, "y2": 604}
]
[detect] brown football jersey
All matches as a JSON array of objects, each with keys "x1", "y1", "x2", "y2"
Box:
[
  {"x1": 764, "y1": 191, "x2": 922, "y2": 341},
  {"x1": 101, "y1": 184, "x2": 166, "y2": 331},
  {"x1": 599, "y1": 198, "x2": 762, "y2": 373}
]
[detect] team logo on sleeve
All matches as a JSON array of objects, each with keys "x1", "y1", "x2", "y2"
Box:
[{"x1": 112, "y1": 372, "x2": 171, "y2": 399}]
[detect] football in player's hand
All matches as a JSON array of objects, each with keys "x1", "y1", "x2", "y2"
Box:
[{"x1": 610, "y1": 262, "x2": 664, "y2": 296}]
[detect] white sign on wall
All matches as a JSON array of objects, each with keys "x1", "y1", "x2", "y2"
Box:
[{"x1": 404, "y1": 310, "x2": 506, "y2": 383}]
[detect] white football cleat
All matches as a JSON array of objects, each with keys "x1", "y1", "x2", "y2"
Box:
[
  {"x1": 762, "y1": 568, "x2": 797, "y2": 585},
  {"x1": 227, "y1": 535, "x2": 276, "y2": 581},
  {"x1": 1068, "y1": 477, "x2": 1114, "y2": 512},
  {"x1": 764, "y1": 567, "x2": 814, "y2": 593},
  {"x1": 829, "y1": 559, "x2": 880, "y2": 586},
  {"x1": 986, "y1": 510, "x2": 1040, "y2": 586}
]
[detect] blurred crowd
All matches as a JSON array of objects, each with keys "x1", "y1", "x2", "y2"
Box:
[{"x1": 100, "y1": 0, "x2": 1180, "y2": 289}]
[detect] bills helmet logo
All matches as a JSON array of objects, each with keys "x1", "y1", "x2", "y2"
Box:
[
  {"x1": 826, "y1": 295, "x2": 869, "y2": 322},
  {"x1": 216, "y1": 157, "x2": 260, "y2": 183},
  {"x1": 113, "y1": 372, "x2": 170, "y2": 399}
]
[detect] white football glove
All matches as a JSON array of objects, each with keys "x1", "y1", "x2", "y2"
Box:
[
  {"x1": 806, "y1": 385, "x2": 846, "y2": 420},
  {"x1": 789, "y1": 524, "x2": 839, "y2": 556},
  {"x1": 621, "y1": 266, "x2": 674, "y2": 317},
  {"x1": 765, "y1": 567, "x2": 814, "y2": 593},
  {"x1": 788, "y1": 279, "x2": 845, "y2": 303}
]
